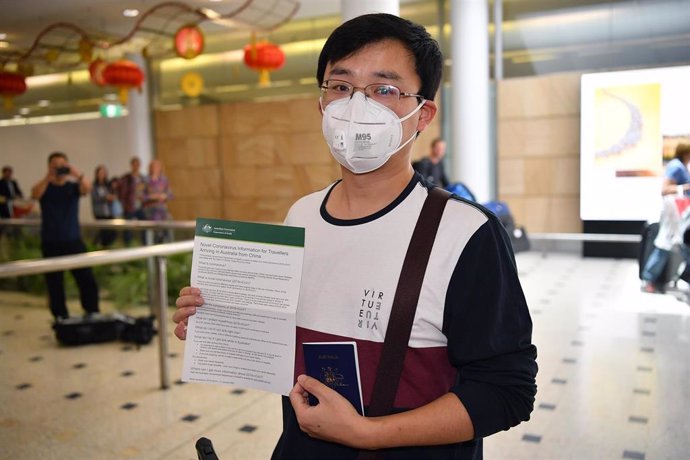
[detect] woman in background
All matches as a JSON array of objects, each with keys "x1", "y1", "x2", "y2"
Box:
[
  {"x1": 91, "y1": 165, "x2": 118, "y2": 247},
  {"x1": 143, "y1": 159, "x2": 173, "y2": 243}
]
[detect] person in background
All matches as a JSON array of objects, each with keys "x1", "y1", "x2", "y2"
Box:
[
  {"x1": 0, "y1": 165, "x2": 24, "y2": 218},
  {"x1": 412, "y1": 137, "x2": 449, "y2": 187},
  {"x1": 91, "y1": 165, "x2": 118, "y2": 247},
  {"x1": 173, "y1": 13, "x2": 536, "y2": 460},
  {"x1": 641, "y1": 143, "x2": 690, "y2": 292},
  {"x1": 31, "y1": 152, "x2": 99, "y2": 321},
  {"x1": 143, "y1": 159, "x2": 173, "y2": 243},
  {"x1": 118, "y1": 156, "x2": 146, "y2": 245}
]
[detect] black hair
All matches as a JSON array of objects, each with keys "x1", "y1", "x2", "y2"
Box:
[
  {"x1": 48, "y1": 151, "x2": 67, "y2": 163},
  {"x1": 316, "y1": 13, "x2": 443, "y2": 101},
  {"x1": 94, "y1": 165, "x2": 108, "y2": 184},
  {"x1": 2, "y1": 166, "x2": 11, "y2": 173}
]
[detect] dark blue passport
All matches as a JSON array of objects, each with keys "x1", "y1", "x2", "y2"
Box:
[{"x1": 302, "y1": 342, "x2": 364, "y2": 415}]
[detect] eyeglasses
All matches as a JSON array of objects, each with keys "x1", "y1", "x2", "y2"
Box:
[{"x1": 320, "y1": 79, "x2": 424, "y2": 109}]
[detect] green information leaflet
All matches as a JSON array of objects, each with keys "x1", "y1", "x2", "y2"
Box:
[{"x1": 182, "y1": 218, "x2": 305, "y2": 395}]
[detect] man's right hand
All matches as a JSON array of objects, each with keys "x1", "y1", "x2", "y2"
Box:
[{"x1": 173, "y1": 286, "x2": 204, "y2": 340}]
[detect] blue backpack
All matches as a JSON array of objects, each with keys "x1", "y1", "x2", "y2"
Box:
[{"x1": 445, "y1": 182, "x2": 476, "y2": 202}]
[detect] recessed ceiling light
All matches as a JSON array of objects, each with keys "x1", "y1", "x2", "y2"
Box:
[
  {"x1": 19, "y1": 107, "x2": 31, "y2": 115},
  {"x1": 38, "y1": 100, "x2": 50, "y2": 107},
  {"x1": 122, "y1": 9, "x2": 140, "y2": 17},
  {"x1": 0, "y1": 33, "x2": 7, "y2": 40},
  {"x1": 209, "y1": 0, "x2": 223, "y2": 3}
]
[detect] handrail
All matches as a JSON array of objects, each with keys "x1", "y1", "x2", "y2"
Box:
[
  {"x1": 1, "y1": 217, "x2": 196, "y2": 321},
  {"x1": 1, "y1": 220, "x2": 644, "y2": 242},
  {"x1": 0, "y1": 240, "x2": 193, "y2": 277},
  {"x1": 529, "y1": 232, "x2": 642, "y2": 243},
  {"x1": 0, "y1": 240, "x2": 195, "y2": 390},
  {"x1": 0, "y1": 217, "x2": 196, "y2": 230}
]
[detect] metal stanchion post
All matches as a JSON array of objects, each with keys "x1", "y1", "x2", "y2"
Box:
[
  {"x1": 146, "y1": 229, "x2": 157, "y2": 309},
  {"x1": 156, "y1": 255, "x2": 171, "y2": 390}
]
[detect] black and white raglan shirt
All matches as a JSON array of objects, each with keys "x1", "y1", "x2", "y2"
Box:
[{"x1": 272, "y1": 173, "x2": 538, "y2": 460}]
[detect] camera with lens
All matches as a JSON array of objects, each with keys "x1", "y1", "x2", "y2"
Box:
[{"x1": 56, "y1": 166, "x2": 71, "y2": 176}]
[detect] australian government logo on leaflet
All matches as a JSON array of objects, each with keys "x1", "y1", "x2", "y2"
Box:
[{"x1": 198, "y1": 221, "x2": 236, "y2": 238}]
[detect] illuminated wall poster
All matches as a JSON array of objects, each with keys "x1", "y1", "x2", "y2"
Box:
[{"x1": 581, "y1": 65, "x2": 690, "y2": 221}]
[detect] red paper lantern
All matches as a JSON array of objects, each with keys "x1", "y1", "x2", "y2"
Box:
[
  {"x1": 243, "y1": 41, "x2": 285, "y2": 86},
  {"x1": 89, "y1": 58, "x2": 108, "y2": 86},
  {"x1": 0, "y1": 71, "x2": 27, "y2": 110},
  {"x1": 102, "y1": 59, "x2": 144, "y2": 104},
  {"x1": 175, "y1": 25, "x2": 204, "y2": 60}
]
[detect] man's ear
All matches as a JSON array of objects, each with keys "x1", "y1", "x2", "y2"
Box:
[
  {"x1": 415, "y1": 100, "x2": 437, "y2": 133},
  {"x1": 317, "y1": 100, "x2": 323, "y2": 115}
]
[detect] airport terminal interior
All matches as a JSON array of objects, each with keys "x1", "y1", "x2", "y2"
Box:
[{"x1": 2, "y1": 0, "x2": 690, "y2": 459}]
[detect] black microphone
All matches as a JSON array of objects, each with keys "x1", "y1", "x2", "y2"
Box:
[{"x1": 196, "y1": 437, "x2": 219, "y2": 460}]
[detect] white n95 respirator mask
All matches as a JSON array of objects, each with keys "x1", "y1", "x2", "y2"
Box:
[{"x1": 321, "y1": 92, "x2": 426, "y2": 174}]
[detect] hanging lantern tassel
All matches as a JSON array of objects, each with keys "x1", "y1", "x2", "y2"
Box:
[
  {"x1": 258, "y1": 69, "x2": 271, "y2": 87},
  {"x1": 79, "y1": 38, "x2": 93, "y2": 63},
  {"x1": 243, "y1": 35, "x2": 285, "y2": 87},
  {"x1": 102, "y1": 60, "x2": 144, "y2": 105},
  {"x1": 0, "y1": 71, "x2": 28, "y2": 110}
]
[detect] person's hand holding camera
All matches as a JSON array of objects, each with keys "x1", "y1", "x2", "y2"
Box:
[
  {"x1": 52, "y1": 164, "x2": 84, "y2": 182},
  {"x1": 55, "y1": 165, "x2": 71, "y2": 177}
]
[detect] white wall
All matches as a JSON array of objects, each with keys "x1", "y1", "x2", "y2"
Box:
[{"x1": 1, "y1": 116, "x2": 147, "y2": 222}]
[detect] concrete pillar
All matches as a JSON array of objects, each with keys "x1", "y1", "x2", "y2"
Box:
[
  {"x1": 124, "y1": 53, "x2": 154, "y2": 167},
  {"x1": 494, "y1": 0, "x2": 503, "y2": 81},
  {"x1": 450, "y1": 0, "x2": 492, "y2": 202},
  {"x1": 341, "y1": 0, "x2": 399, "y2": 22}
]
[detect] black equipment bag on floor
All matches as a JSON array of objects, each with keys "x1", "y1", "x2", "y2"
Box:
[
  {"x1": 53, "y1": 313, "x2": 156, "y2": 346},
  {"x1": 53, "y1": 313, "x2": 126, "y2": 346},
  {"x1": 120, "y1": 314, "x2": 156, "y2": 345}
]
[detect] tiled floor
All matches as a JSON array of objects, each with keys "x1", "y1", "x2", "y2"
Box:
[{"x1": 1, "y1": 251, "x2": 689, "y2": 459}]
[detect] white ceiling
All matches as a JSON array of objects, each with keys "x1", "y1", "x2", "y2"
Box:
[
  {"x1": 0, "y1": 0, "x2": 340, "y2": 37},
  {"x1": 0, "y1": 0, "x2": 337, "y2": 54}
]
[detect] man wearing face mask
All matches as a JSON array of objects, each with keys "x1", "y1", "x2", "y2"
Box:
[{"x1": 173, "y1": 13, "x2": 537, "y2": 460}]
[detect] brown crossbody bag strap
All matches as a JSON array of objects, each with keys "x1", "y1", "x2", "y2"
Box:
[{"x1": 358, "y1": 186, "x2": 451, "y2": 459}]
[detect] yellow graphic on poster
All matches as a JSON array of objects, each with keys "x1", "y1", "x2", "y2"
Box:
[{"x1": 593, "y1": 83, "x2": 661, "y2": 177}]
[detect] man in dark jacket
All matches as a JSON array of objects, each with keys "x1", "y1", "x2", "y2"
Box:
[
  {"x1": 413, "y1": 138, "x2": 450, "y2": 187},
  {"x1": 0, "y1": 165, "x2": 24, "y2": 218},
  {"x1": 31, "y1": 152, "x2": 100, "y2": 321}
]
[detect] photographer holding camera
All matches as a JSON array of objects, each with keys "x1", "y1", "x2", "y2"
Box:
[{"x1": 31, "y1": 151, "x2": 100, "y2": 321}]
